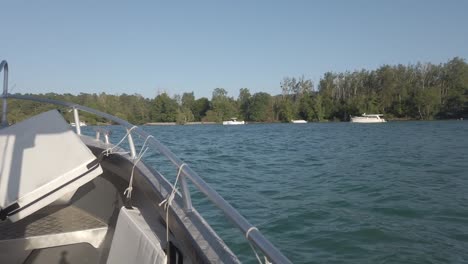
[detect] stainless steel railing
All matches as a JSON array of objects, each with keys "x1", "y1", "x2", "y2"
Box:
[
  {"x1": 0, "y1": 60, "x2": 8, "y2": 127},
  {"x1": 0, "y1": 60, "x2": 291, "y2": 264}
]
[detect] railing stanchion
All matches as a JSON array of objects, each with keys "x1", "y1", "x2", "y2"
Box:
[
  {"x1": 95, "y1": 130, "x2": 101, "y2": 141},
  {"x1": 180, "y1": 172, "x2": 193, "y2": 213},
  {"x1": 1, "y1": 60, "x2": 8, "y2": 127},
  {"x1": 73, "y1": 107, "x2": 81, "y2": 135},
  {"x1": 104, "y1": 131, "x2": 110, "y2": 144},
  {"x1": 127, "y1": 129, "x2": 137, "y2": 159}
]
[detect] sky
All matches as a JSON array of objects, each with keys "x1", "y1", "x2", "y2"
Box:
[{"x1": 2, "y1": 0, "x2": 468, "y2": 99}]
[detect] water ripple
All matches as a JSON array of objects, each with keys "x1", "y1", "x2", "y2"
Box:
[{"x1": 94, "y1": 121, "x2": 468, "y2": 263}]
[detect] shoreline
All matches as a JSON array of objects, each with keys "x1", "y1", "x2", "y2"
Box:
[
  {"x1": 142, "y1": 118, "x2": 465, "y2": 126},
  {"x1": 145, "y1": 122, "x2": 217, "y2": 126}
]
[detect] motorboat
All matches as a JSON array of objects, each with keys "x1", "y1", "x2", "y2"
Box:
[
  {"x1": 0, "y1": 60, "x2": 291, "y2": 264},
  {"x1": 71, "y1": 121, "x2": 87, "y2": 127},
  {"x1": 222, "y1": 118, "x2": 245, "y2": 125},
  {"x1": 350, "y1": 113, "x2": 386, "y2": 123},
  {"x1": 291, "y1": 120, "x2": 307, "y2": 124}
]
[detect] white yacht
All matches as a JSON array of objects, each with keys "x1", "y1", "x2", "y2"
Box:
[
  {"x1": 71, "y1": 121, "x2": 87, "y2": 127},
  {"x1": 0, "y1": 60, "x2": 291, "y2": 264},
  {"x1": 222, "y1": 118, "x2": 245, "y2": 125},
  {"x1": 350, "y1": 113, "x2": 386, "y2": 123},
  {"x1": 291, "y1": 120, "x2": 307, "y2": 124}
]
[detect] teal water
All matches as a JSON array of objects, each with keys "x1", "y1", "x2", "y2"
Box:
[{"x1": 95, "y1": 121, "x2": 468, "y2": 263}]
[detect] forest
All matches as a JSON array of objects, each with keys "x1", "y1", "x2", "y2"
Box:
[{"x1": 2, "y1": 57, "x2": 467, "y2": 125}]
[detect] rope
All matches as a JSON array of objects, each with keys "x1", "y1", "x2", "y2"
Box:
[
  {"x1": 123, "y1": 147, "x2": 149, "y2": 199},
  {"x1": 123, "y1": 135, "x2": 154, "y2": 199},
  {"x1": 101, "y1": 126, "x2": 137, "y2": 157},
  {"x1": 96, "y1": 125, "x2": 146, "y2": 203},
  {"x1": 158, "y1": 163, "x2": 187, "y2": 249},
  {"x1": 246, "y1": 227, "x2": 271, "y2": 264}
]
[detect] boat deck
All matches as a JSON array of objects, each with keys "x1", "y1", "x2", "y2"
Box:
[{"x1": 0, "y1": 205, "x2": 108, "y2": 251}]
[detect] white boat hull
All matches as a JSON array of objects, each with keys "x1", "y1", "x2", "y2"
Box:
[
  {"x1": 350, "y1": 117, "x2": 386, "y2": 123},
  {"x1": 222, "y1": 121, "x2": 245, "y2": 125},
  {"x1": 291, "y1": 120, "x2": 307, "y2": 124},
  {"x1": 71, "y1": 121, "x2": 87, "y2": 127}
]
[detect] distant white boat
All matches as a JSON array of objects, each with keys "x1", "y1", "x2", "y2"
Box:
[
  {"x1": 291, "y1": 120, "x2": 307, "y2": 124},
  {"x1": 222, "y1": 118, "x2": 245, "y2": 125},
  {"x1": 350, "y1": 113, "x2": 386, "y2": 123},
  {"x1": 70, "y1": 121, "x2": 87, "y2": 127}
]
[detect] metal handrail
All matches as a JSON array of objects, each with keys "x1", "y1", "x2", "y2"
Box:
[
  {"x1": 0, "y1": 60, "x2": 8, "y2": 127},
  {"x1": 0, "y1": 61, "x2": 291, "y2": 263}
]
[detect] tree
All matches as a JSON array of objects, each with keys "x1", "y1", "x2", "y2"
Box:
[
  {"x1": 150, "y1": 93, "x2": 178, "y2": 122},
  {"x1": 298, "y1": 95, "x2": 315, "y2": 121},
  {"x1": 193, "y1": 97, "x2": 210, "y2": 121},
  {"x1": 211, "y1": 88, "x2": 237, "y2": 121},
  {"x1": 3, "y1": 57, "x2": 467, "y2": 124},
  {"x1": 238, "y1": 88, "x2": 251, "y2": 121},
  {"x1": 440, "y1": 57, "x2": 468, "y2": 118},
  {"x1": 176, "y1": 92, "x2": 196, "y2": 124},
  {"x1": 413, "y1": 87, "x2": 440, "y2": 119},
  {"x1": 249, "y1": 92, "x2": 273, "y2": 122},
  {"x1": 202, "y1": 110, "x2": 219, "y2": 122},
  {"x1": 182, "y1": 92, "x2": 195, "y2": 111},
  {"x1": 311, "y1": 94, "x2": 324, "y2": 121},
  {"x1": 176, "y1": 108, "x2": 194, "y2": 124},
  {"x1": 275, "y1": 98, "x2": 293, "y2": 122}
]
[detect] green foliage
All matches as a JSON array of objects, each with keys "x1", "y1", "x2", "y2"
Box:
[
  {"x1": 177, "y1": 92, "x2": 196, "y2": 124},
  {"x1": 211, "y1": 88, "x2": 238, "y2": 121},
  {"x1": 3, "y1": 57, "x2": 467, "y2": 124},
  {"x1": 249, "y1": 92, "x2": 273, "y2": 122},
  {"x1": 275, "y1": 98, "x2": 294, "y2": 122},
  {"x1": 238, "y1": 88, "x2": 251, "y2": 121},
  {"x1": 311, "y1": 94, "x2": 324, "y2": 121},
  {"x1": 176, "y1": 108, "x2": 194, "y2": 124},
  {"x1": 151, "y1": 93, "x2": 178, "y2": 122},
  {"x1": 315, "y1": 57, "x2": 468, "y2": 120},
  {"x1": 193, "y1": 97, "x2": 210, "y2": 121},
  {"x1": 202, "y1": 110, "x2": 220, "y2": 122}
]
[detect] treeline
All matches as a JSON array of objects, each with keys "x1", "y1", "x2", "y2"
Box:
[
  {"x1": 317, "y1": 57, "x2": 468, "y2": 121},
  {"x1": 2, "y1": 57, "x2": 467, "y2": 125}
]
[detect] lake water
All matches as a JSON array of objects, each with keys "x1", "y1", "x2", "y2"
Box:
[{"x1": 95, "y1": 121, "x2": 468, "y2": 263}]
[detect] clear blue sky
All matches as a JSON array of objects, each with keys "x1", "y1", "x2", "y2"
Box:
[{"x1": 2, "y1": 0, "x2": 467, "y2": 99}]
